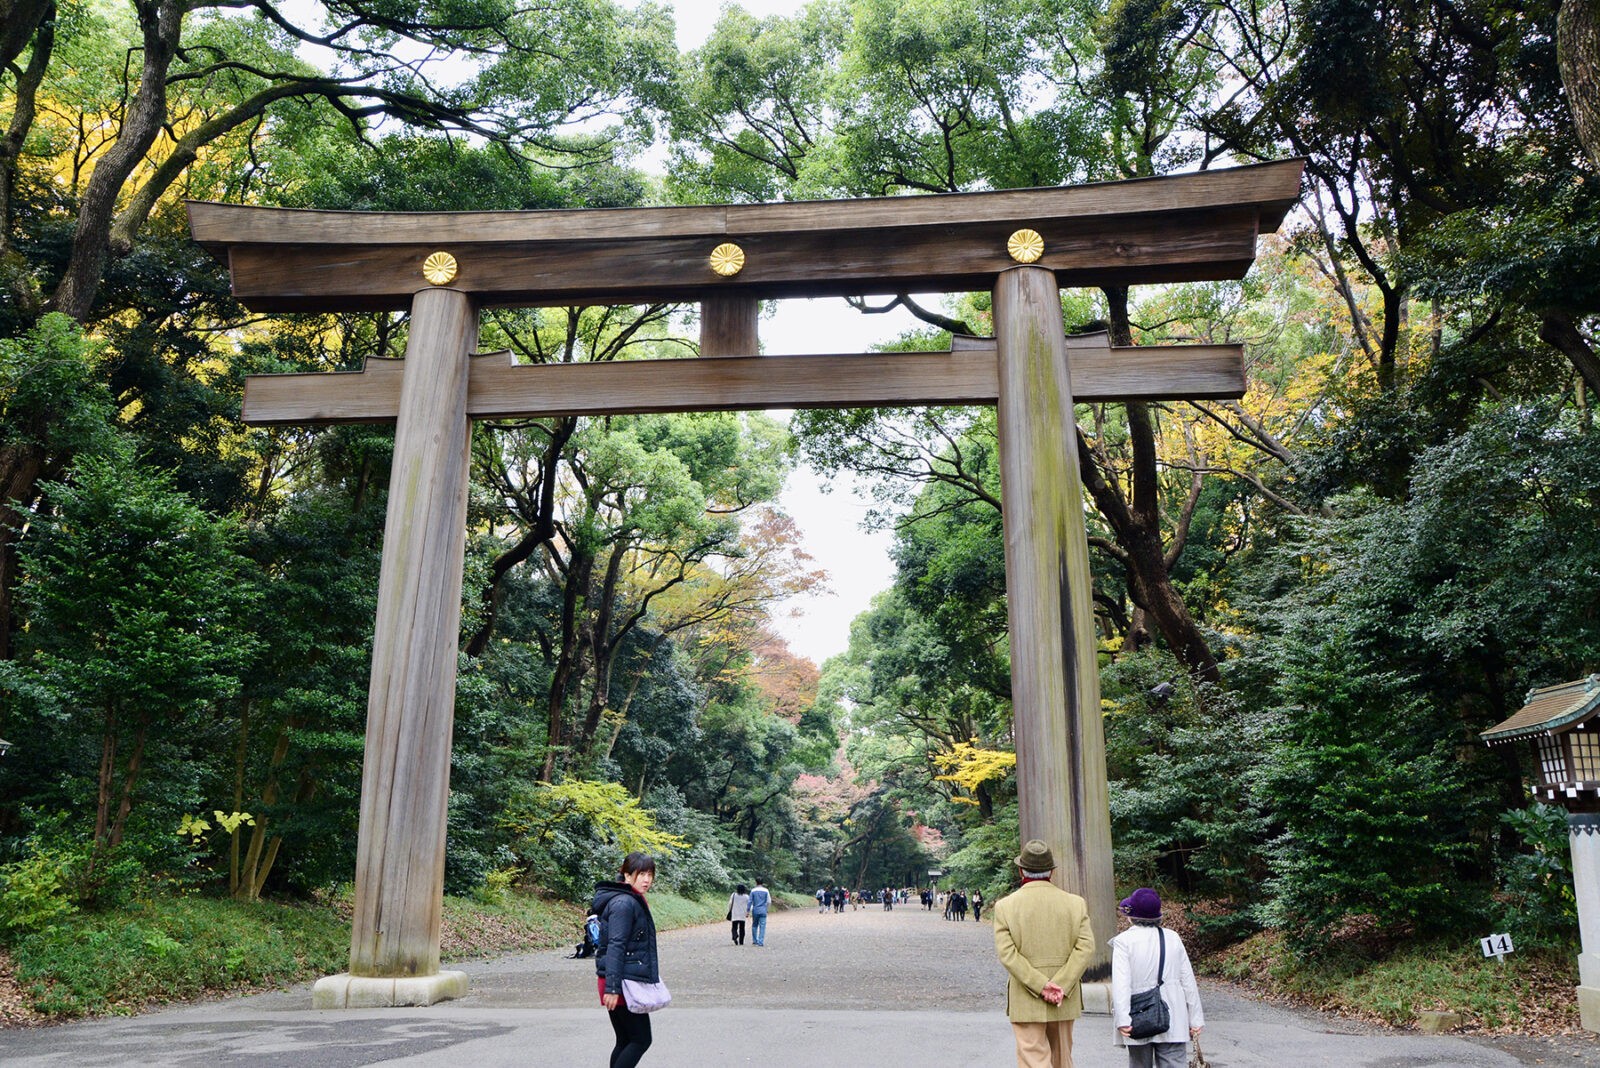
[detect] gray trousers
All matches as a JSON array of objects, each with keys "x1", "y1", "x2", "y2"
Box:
[{"x1": 1127, "y1": 1042, "x2": 1187, "y2": 1068}]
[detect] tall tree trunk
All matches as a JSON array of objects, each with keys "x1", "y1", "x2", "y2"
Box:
[
  {"x1": 236, "y1": 719, "x2": 293, "y2": 900},
  {"x1": 230, "y1": 700, "x2": 250, "y2": 897},
  {"x1": 106, "y1": 716, "x2": 150, "y2": 850},
  {"x1": 0, "y1": 0, "x2": 50, "y2": 72},
  {"x1": 92, "y1": 709, "x2": 118, "y2": 865},
  {"x1": 1079, "y1": 287, "x2": 1222, "y2": 684},
  {"x1": 1560, "y1": 0, "x2": 1600, "y2": 171},
  {"x1": 48, "y1": 0, "x2": 182, "y2": 321},
  {"x1": 541, "y1": 549, "x2": 593, "y2": 782},
  {"x1": 465, "y1": 417, "x2": 575, "y2": 656},
  {"x1": 0, "y1": 7, "x2": 51, "y2": 318},
  {"x1": 1540, "y1": 313, "x2": 1600, "y2": 396},
  {"x1": 0, "y1": 443, "x2": 46, "y2": 659},
  {"x1": 577, "y1": 541, "x2": 627, "y2": 756}
]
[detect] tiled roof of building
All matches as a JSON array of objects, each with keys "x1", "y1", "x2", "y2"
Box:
[{"x1": 1481, "y1": 676, "x2": 1600, "y2": 744}]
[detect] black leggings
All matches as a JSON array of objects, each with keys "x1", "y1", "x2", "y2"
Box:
[{"x1": 608, "y1": 1004, "x2": 652, "y2": 1068}]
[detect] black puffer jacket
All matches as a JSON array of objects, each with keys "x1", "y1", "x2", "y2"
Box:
[{"x1": 592, "y1": 881, "x2": 659, "y2": 994}]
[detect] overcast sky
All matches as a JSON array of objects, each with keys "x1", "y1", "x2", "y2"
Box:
[{"x1": 669, "y1": 0, "x2": 802, "y2": 49}]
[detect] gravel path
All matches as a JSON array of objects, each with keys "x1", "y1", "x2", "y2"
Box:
[{"x1": 461, "y1": 900, "x2": 1005, "y2": 1011}]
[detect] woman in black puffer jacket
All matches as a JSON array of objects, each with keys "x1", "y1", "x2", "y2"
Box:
[{"x1": 592, "y1": 853, "x2": 660, "y2": 1068}]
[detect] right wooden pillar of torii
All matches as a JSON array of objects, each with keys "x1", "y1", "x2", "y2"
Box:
[{"x1": 188, "y1": 159, "x2": 1302, "y2": 1006}]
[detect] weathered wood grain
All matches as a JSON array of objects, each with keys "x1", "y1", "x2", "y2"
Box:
[
  {"x1": 348, "y1": 287, "x2": 477, "y2": 979},
  {"x1": 994, "y1": 265, "x2": 1116, "y2": 982},
  {"x1": 239, "y1": 343, "x2": 1245, "y2": 426},
  {"x1": 216, "y1": 210, "x2": 1264, "y2": 311},
  {"x1": 190, "y1": 161, "x2": 1303, "y2": 312},
  {"x1": 700, "y1": 296, "x2": 760, "y2": 357},
  {"x1": 189, "y1": 159, "x2": 1302, "y2": 249}
]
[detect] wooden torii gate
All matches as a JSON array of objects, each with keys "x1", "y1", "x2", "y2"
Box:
[{"x1": 188, "y1": 159, "x2": 1302, "y2": 1008}]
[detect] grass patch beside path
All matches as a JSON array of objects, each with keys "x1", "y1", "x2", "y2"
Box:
[
  {"x1": 2, "y1": 888, "x2": 735, "y2": 1022},
  {"x1": 441, "y1": 892, "x2": 583, "y2": 960},
  {"x1": 7, "y1": 895, "x2": 348, "y2": 1019},
  {"x1": 640, "y1": 890, "x2": 725, "y2": 930},
  {"x1": 1201, "y1": 929, "x2": 1581, "y2": 1035}
]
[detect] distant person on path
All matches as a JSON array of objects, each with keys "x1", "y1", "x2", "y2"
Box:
[
  {"x1": 882, "y1": 886, "x2": 893, "y2": 910},
  {"x1": 727, "y1": 883, "x2": 750, "y2": 946},
  {"x1": 992, "y1": 839, "x2": 1096, "y2": 1068},
  {"x1": 923, "y1": 887, "x2": 934, "y2": 910},
  {"x1": 973, "y1": 889, "x2": 985, "y2": 922},
  {"x1": 817, "y1": 887, "x2": 827, "y2": 912},
  {"x1": 749, "y1": 877, "x2": 772, "y2": 946},
  {"x1": 1111, "y1": 888, "x2": 1204, "y2": 1068},
  {"x1": 592, "y1": 852, "x2": 662, "y2": 1068}
]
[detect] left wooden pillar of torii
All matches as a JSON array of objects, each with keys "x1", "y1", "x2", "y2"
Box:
[{"x1": 313, "y1": 286, "x2": 478, "y2": 1009}]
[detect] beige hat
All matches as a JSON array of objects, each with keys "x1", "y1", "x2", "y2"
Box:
[{"x1": 1015, "y1": 839, "x2": 1055, "y2": 873}]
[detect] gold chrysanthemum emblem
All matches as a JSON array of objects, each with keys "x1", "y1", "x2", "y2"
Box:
[
  {"x1": 709, "y1": 243, "x2": 746, "y2": 277},
  {"x1": 1007, "y1": 229, "x2": 1045, "y2": 264},
  {"x1": 422, "y1": 251, "x2": 458, "y2": 285}
]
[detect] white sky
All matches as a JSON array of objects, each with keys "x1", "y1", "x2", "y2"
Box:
[
  {"x1": 762, "y1": 302, "x2": 912, "y2": 668},
  {"x1": 670, "y1": 0, "x2": 800, "y2": 48},
  {"x1": 664, "y1": 2, "x2": 919, "y2": 667}
]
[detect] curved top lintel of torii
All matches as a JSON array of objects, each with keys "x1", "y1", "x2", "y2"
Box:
[{"x1": 187, "y1": 160, "x2": 1305, "y2": 314}]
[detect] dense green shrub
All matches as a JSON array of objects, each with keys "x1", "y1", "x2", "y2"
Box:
[{"x1": 1494, "y1": 801, "x2": 1578, "y2": 952}]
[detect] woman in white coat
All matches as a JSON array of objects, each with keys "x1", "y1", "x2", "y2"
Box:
[
  {"x1": 1111, "y1": 888, "x2": 1204, "y2": 1068},
  {"x1": 727, "y1": 883, "x2": 751, "y2": 945}
]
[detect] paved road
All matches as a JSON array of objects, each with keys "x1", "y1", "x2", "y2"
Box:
[{"x1": 1, "y1": 903, "x2": 1596, "y2": 1066}]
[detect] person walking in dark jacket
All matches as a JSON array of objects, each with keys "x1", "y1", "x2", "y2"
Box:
[{"x1": 592, "y1": 853, "x2": 662, "y2": 1068}]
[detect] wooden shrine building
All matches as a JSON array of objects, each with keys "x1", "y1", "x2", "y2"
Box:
[
  {"x1": 187, "y1": 158, "x2": 1304, "y2": 1007},
  {"x1": 1483, "y1": 676, "x2": 1600, "y2": 810}
]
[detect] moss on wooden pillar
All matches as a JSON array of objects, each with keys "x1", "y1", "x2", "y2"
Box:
[
  {"x1": 993, "y1": 265, "x2": 1116, "y2": 981},
  {"x1": 348, "y1": 286, "x2": 477, "y2": 980}
]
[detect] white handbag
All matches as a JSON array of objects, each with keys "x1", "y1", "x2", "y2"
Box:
[{"x1": 621, "y1": 978, "x2": 672, "y2": 1013}]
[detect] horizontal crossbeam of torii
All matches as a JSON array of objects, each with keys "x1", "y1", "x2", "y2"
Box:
[{"x1": 188, "y1": 158, "x2": 1303, "y2": 1009}]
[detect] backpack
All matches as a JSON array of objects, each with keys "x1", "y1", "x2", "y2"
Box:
[{"x1": 569, "y1": 912, "x2": 601, "y2": 959}]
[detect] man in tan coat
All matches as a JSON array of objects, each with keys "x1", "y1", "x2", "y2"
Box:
[{"x1": 992, "y1": 839, "x2": 1097, "y2": 1068}]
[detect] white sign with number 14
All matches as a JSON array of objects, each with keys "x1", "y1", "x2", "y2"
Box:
[{"x1": 1481, "y1": 933, "x2": 1515, "y2": 959}]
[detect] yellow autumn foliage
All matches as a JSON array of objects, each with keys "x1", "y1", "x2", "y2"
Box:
[{"x1": 931, "y1": 739, "x2": 1016, "y2": 806}]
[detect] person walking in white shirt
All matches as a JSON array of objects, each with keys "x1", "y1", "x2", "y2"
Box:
[
  {"x1": 1110, "y1": 888, "x2": 1204, "y2": 1068},
  {"x1": 727, "y1": 884, "x2": 751, "y2": 945}
]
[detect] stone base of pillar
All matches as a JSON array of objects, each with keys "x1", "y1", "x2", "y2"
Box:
[
  {"x1": 1081, "y1": 981, "x2": 1111, "y2": 1015},
  {"x1": 312, "y1": 971, "x2": 469, "y2": 1009},
  {"x1": 1578, "y1": 984, "x2": 1600, "y2": 1033}
]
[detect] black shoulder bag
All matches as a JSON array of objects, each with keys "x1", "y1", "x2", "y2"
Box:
[{"x1": 1126, "y1": 927, "x2": 1171, "y2": 1040}]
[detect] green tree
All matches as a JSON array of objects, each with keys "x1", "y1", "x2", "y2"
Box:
[
  {"x1": 1, "y1": 0, "x2": 675, "y2": 324},
  {"x1": 222, "y1": 477, "x2": 384, "y2": 898},
  {"x1": 0, "y1": 313, "x2": 116, "y2": 656},
  {"x1": 6, "y1": 452, "x2": 258, "y2": 881},
  {"x1": 1204, "y1": 0, "x2": 1600, "y2": 400},
  {"x1": 1231, "y1": 401, "x2": 1600, "y2": 950}
]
